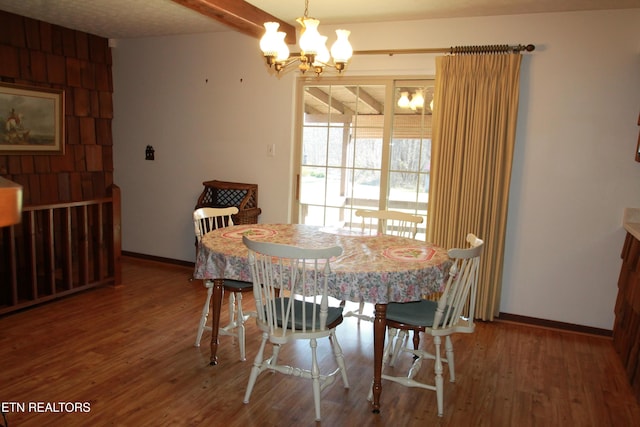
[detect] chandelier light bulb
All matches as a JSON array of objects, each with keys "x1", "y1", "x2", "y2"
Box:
[
  {"x1": 275, "y1": 31, "x2": 290, "y2": 62},
  {"x1": 260, "y1": 22, "x2": 281, "y2": 56},
  {"x1": 298, "y1": 18, "x2": 322, "y2": 55},
  {"x1": 314, "y1": 36, "x2": 330, "y2": 65},
  {"x1": 330, "y1": 29, "x2": 353, "y2": 63}
]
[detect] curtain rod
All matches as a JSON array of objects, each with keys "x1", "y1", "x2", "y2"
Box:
[{"x1": 354, "y1": 44, "x2": 535, "y2": 56}]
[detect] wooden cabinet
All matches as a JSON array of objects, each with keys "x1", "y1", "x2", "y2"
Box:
[
  {"x1": 0, "y1": 177, "x2": 22, "y2": 227},
  {"x1": 613, "y1": 232, "x2": 640, "y2": 402}
]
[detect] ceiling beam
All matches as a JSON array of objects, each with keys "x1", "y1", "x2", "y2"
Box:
[
  {"x1": 303, "y1": 105, "x2": 324, "y2": 116},
  {"x1": 171, "y1": 0, "x2": 296, "y2": 44},
  {"x1": 306, "y1": 88, "x2": 354, "y2": 116},
  {"x1": 346, "y1": 86, "x2": 383, "y2": 114}
]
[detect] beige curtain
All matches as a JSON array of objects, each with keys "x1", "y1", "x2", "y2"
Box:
[{"x1": 426, "y1": 53, "x2": 522, "y2": 320}]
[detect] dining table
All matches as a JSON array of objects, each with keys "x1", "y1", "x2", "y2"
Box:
[{"x1": 193, "y1": 223, "x2": 451, "y2": 413}]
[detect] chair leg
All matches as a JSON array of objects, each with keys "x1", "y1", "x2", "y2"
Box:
[
  {"x1": 445, "y1": 335, "x2": 455, "y2": 382},
  {"x1": 195, "y1": 285, "x2": 213, "y2": 347},
  {"x1": 330, "y1": 330, "x2": 350, "y2": 388},
  {"x1": 215, "y1": 289, "x2": 251, "y2": 361},
  {"x1": 244, "y1": 332, "x2": 268, "y2": 404},
  {"x1": 227, "y1": 291, "x2": 236, "y2": 343},
  {"x1": 433, "y1": 335, "x2": 444, "y2": 417},
  {"x1": 236, "y1": 292, "x2": 246, "y2": 361},
  {"x1": 412, "y1": 330, "x2": 420, "y2": 351},
  {"x1": 389, "y1": 329, "x2": 405, "y2": 366},
  {"x1": 357, "y1": 301, "x2": 365, "y2": 324},
  {"x1": 310, "y1": 338, "x2": 322, "y2": 421}
]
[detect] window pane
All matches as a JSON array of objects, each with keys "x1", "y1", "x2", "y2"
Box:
[
  {"x1": 324, "y1": 206, "x2": 347, "y2": 228},
  {"x1": 418, "y1": 173, "x2": 429, "y2": 204},
  {"x1": 389, "y1": 171, "x2": 418, "y2": 208},
  {"x1": 300, "y1": 166, "x2": 326, "y2": 204},
  {"x1": 420, "y1": 139, "x2": 432, "y2": 172},
  {"x1": 302, "y1": 127, "x2": 327, "y2": 166},
  {"x1": 326, "y1": 167, "x2": 347, "y2": 207},
  {"x1": 302, "y1": 204, "x2": 325, "y2": 226},
  {"x1": 351, "y1": 169, "x2": 381, "y2": 210},
  {"x1": 327, "y1": 126, "x2": 348, "y2": 167},
  {"x1": 353, "y1": 137, "x2": 382, "y2": 169},
  {"x1": 390, "y1": 139, "x2": 421, "y2": 171}
]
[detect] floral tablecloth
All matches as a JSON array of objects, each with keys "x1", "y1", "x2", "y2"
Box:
[{"x1": 193, "y1": 224, "x2": 451, "y2": 304}]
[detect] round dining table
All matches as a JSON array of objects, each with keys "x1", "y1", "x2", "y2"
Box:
[{"x1": 193, "y1": 223, "x2": 451, "y2": 414}]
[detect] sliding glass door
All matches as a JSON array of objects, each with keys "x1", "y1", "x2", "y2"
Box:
[{"x1": 293, "y1": 77, "x2": 434, "y2": 239}]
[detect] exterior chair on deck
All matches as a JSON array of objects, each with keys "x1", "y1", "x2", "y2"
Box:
[
  {"x1": 344, "y1": 209, "x2": 424, "y2": 322},
  {"x1": 370, "y1": 233, "x2": 483, "y2": 417},
  {"x1": 193, "y1": 206, "x2": 254, "y2": 361},
  {"x1": 355, "y1": 209, "x2": 424, "y2": 239},
  {"x1": 242, "y1": 236, "x2": 349, "y2": 422}
]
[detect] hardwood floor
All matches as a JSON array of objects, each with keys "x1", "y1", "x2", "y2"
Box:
[{"x1": 1, "y1": 257, "x2": 638, "y2": 426}]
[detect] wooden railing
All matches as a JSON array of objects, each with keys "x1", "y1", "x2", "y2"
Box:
[{"x1": 0, "y1": 185, "x2": 121, "y2": 315}]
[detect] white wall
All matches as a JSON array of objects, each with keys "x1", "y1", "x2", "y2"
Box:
[
  {"x1": 112, "y1": 9, "x2": 640, "y2": 330},
  {"x1": 112, "y1": 32, "x2": 296, "y2": 259}
]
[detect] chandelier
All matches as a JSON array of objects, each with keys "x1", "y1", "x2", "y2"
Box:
[{"x1": 259, "y1": 0, "x2": 353, "y2": 76}]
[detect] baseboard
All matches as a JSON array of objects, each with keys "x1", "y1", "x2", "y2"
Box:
[
  {"x1": 497, "y1": 312, "x2": 612, "y2": 337},
  {"x1": 122, "y1": 251, "x2": 195, "y2": 268}
]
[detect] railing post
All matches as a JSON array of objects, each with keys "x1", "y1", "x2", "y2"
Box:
[{"x1": 109, "y1": 184, "x2": 122, "y2": 286}]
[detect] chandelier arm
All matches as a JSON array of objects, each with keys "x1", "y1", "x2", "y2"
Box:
[
  {"x1": 269, "y1": 55, "x2": 309, "y2": 71},
  {"x1": 308, "y1": 59, "x2": 340, "y2": 70},
  {"x1": 282, "y1": 57, "x2": 302, "y2": 68}
]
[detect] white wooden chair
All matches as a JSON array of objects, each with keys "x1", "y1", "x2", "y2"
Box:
[
  {"x1": 354, "y1": 208, "x2": 424, "y2": 239},
  {"x1": 369, "y1": 233, "x2": 484, "y2": 417},
  {"x1": 242, "y1": 236, "x2": 350, "y2": 422},
  {"x1": 344, "y1": 209, "x2": 424, "y2": 322},
  {"x1": 193, "y1": 206, "x2": 254, "y2": 361}
]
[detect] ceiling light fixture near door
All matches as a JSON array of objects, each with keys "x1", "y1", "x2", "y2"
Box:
[
  {"x1": 259, "y1": 0, "x2": 353, "y2": 76},
  {"x1": 398, "y1": 90, "x2": 425, "y2": 111}
]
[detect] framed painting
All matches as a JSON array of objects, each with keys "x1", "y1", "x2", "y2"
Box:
[{"x1": 0, "y1": 83, "x2": 64, "y2": 155}]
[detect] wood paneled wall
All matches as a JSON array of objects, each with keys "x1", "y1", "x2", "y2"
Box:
[
  {"x1": 0, "y1": 10, "x2": 113, "y2": 205},
  {"x1": 614, "y1": 232, "x2": 640, "y2": 402}
]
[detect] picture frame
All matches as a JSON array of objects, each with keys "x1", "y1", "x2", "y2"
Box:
[{"x1": 0, "y1": 83, "x2": 64, "y2": 155}]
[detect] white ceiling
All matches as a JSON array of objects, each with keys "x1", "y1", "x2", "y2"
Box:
[{"x1": 0, "y1": 0, "x2": 638, "y2": 39}]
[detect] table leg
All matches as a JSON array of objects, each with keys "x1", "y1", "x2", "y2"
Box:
[
  {"x1": 209, "y1": 278, "x2": 224, "y2": 366},
  {"x1": 372, "y1": 303, "x2": 387, "y2": 413}
]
